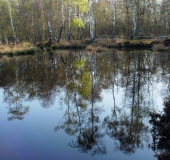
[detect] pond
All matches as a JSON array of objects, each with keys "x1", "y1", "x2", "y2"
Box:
[{"x1": 0, "y1": 50, "x2": 170, "y2": 160}]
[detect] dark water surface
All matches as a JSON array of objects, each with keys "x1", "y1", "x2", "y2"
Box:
[{"x1": 0, "y1": 50, "x2": 170, "y2": 160}]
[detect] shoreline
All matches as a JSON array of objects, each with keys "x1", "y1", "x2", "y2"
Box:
[{"x1": 0, "y1": 38, "x2": 170, "y2": 56}]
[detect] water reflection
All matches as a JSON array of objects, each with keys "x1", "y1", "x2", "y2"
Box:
[
  {"x1": 2, "y1": 58, "x2": 30, "y2": 121},
  {"x1": 150, "y1": 98, "x2": 170, "y2": 160},
  {"x1": 102, "y1": 52, "x2": 151, "y2": 155},
  {"x1": 54, "y1": 52, "x2": 106, "y2": 155},
  {"x1": 0, "y1": 50, "x2": 170, "y2": 159}
]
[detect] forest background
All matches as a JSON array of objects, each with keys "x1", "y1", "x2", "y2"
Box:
[{"x1": 0, "y1": 0, "x2": 169, "y2": 44}]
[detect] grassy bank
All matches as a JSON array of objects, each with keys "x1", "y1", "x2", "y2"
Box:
[
  {"x1": 152, "y1": 43, "x2": 170, "y2": 52},
  {"x1": 42, "y1": 38, "x2": 165, "y2": 51},
  {"x1": 0, "y1": 42, "x2": 39, "y2": 56},
  {"x1": 1, "y1": 38, "x2": 169, "y2": 57}
]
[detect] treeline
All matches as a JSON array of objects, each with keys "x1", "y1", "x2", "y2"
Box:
[{"x1": 0, "y1": 0, "x2": 169, "y2": 44}]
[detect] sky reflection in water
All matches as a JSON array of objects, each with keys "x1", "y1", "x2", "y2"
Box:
[{"x1": 0, "y1": 50, "x2": 170, "y2": 160}]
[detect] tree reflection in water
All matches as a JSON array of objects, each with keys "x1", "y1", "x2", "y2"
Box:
[
  {"x1": 55, "y1": 52, "x2": 106, "y2": 155},
  {"x1": 103, "y1": 52, "x2": 150, "y2": 155},
  {"x1": 150, "y1": 98, "x2": 170, "y2": 160},
  {"x1": 0, "y1": 50, "x2": 170, "y2": 157},
  {"x1": 3, "y1": 58, "x2": 29, "y2": 121}
]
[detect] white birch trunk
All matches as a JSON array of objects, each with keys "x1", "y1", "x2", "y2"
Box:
[
  {"x1": 111, "y1": 0, "x2": 116, "y2": 38},
  {"x1": 42, "y1": 9, "x2": 45, "y2": 41},
  {"x1": 31, "y1": 0, "x2": 36, "y2": 43},
  {"x1": 5, "y1": 35, "x2": 9, "y2": 44},
  {"x1": 61, "y1": 0, "x2": 65, "y2": 26},
  {"x1": 48, "y1": 21, "x2": 53, "y2": 44},
  {"x1": 56, "y1": 0, "x2": 65, "y2": 42},
  {"x1": 7, "y1": 0, "x2": 20, "y2": 43},
  {"x1": 88, "y1": 0, "x2": 94, "y2": 41},
  {"x1": 130, "y1": 0, "x2": 136, "y2": 39},
  {"x1": 67, "y1": 0, "x2": 72, "y2": 41}
]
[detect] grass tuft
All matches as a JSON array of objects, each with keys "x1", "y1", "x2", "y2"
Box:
[{"x1": 86, "y1": 45, "x2": 96, "y2": 51}]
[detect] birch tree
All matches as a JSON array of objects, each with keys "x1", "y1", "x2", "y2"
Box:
[
  {"x1": 0, "y1": 1, "x2": 9, "y2": 44},
  {"x1": 7, "y1": 0, "x2": 20, "y2": 43},
  {"x1": 57, "y1": 0, "x2": 65, "y2": 43},
  {"x1": 110, "y1": 0, "x2": 116, "y2": 37},
  {"x1": 0, "y1": 0, "x2": 166, "y2": 43},
  {"x1": 67, "y1": 0, "x2": 72, "y2": 41},
  {"x1": 48, "y1": 21, "x2": 53, "y2": 44},
  {"x1": 71, "y1": 0, "x2": 88, "y2": 39},
  {"x1": 88, "y1": 0, "x2": 94, "y2": 41},
  {"x1": 35, "y1": 0, "x2": 46, "y2": 42},
  {"x1": 47, "y1": 0, "x2": 53, "y2": 44},
  {"x1": 130, "y1": 0, "x2": 136, "y2": 39}
]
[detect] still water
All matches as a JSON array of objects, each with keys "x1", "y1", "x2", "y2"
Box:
[{"x1": 0, "y1": 50, "x2": 170, "y2": 160}]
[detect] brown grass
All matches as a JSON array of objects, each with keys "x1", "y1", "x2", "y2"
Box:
[
  {"x1": 153, "y1": 43, "x2": 166, "y2": 51},
  {"x1": 0, "y1": 42, "x2": 34, "y2": 53},
  {"x1": 0, "y1": 42, "x2": 38, "y2": 56},
  {"x1": 57, "y1": 50, "x2": 69, "y2": 55},
  {"x1": 96, "y1": 46, "x2": 107, "y2": 52},
  {"x1": 54, "y1": 40, "x2": 82, "y2": 46},
  {"x1": 86, "y1": 45, "x2": 96, "y2": 51},
  {"x1": 51, "y1": 40, "x2": 84, "y2": 49},
  {"x1": 96, "y1": 38, "x2": 116, "y2": 47},
  {"x1": 115, "y1": 38, "x2": 127, "y2": 44},
  {"x1": 85, "y1": 44, "x2": 108, "y2": 53}
]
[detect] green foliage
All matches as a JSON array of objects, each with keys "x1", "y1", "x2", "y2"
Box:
[
  {"x1": 68, "y1": 81, "x2": 74, "y2": 92},
  {"x1": 71, "y1": 18, "x2": 85, "y2": 28},
  {"x1": 0, "y1": 0, "x2": 11, "y2": 38},
  {"x1": 77, "y1": 71, "x2": 91, "y2": 100},
  {"x1": 0, "y1": 0, "x2": 168, "y2": 43},
  {"x1": 72, "y1": 0, "x2": 88, "y2": 13},
  {"x1": 73, "y1": 58, "x2": 86, "y2": 68},
  {"x1": 73, "y1": 58, "x2": 91, "y2": 100}
]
